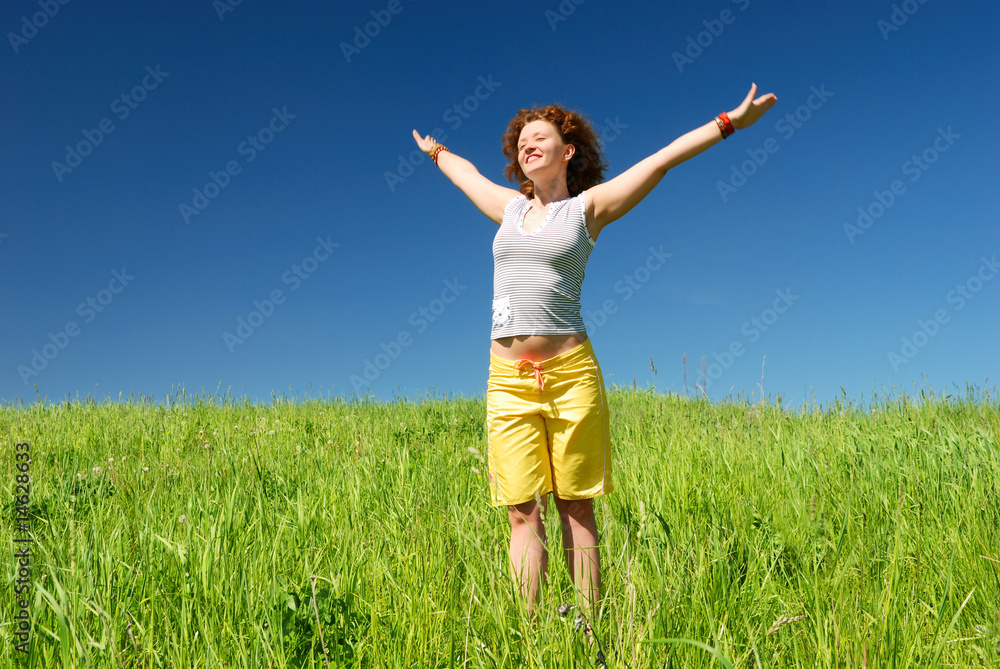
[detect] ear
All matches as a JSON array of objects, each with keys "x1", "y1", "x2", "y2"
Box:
[{"x1": 564, "y1": 144, "x2": 576, "y2": 162}]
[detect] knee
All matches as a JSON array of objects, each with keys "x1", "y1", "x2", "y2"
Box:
[
  {"x1": 508, "y1": 500, "x2": 545, "y2": 530},
  {"x1": 555, "y1": 498, "x2": 595, "y2": 523}
]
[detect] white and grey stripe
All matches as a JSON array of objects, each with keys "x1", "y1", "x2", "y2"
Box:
[{"x1": 491, "y1": 191, "x2": 595, "y2": 339}]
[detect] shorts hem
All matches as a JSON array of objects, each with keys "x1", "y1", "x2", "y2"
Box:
[{"x1": 490, "y1": 491, "x2": 551, "y2": 508}]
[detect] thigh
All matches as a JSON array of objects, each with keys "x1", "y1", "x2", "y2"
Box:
[
  {"x1": 486, "y1": 367, "x2": 552, "y2": 507},
  {"x1": 543, "y1": 356, "x2": 613, "y2": 500}
]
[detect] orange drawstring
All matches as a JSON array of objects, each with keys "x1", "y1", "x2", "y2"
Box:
[{"x1": 515, "y1": 360, "x2": 545, "y2": 391}]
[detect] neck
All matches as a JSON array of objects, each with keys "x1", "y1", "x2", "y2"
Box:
[{"x1": 530, "y1": 174, "x2": 570, "y2": 206}]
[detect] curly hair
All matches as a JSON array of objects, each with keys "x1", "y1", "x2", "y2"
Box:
[{"x1": 501, "y1": 105, "x2": 607, "y2": 199}]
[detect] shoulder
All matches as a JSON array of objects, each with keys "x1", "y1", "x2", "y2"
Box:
[{"x1": 503, "y1": 194, "x2": 528, "y2": 217}]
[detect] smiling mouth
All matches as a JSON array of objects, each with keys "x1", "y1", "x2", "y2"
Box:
[{"x1": 525, "y1": 155, "x2": 541, "y2": 164}]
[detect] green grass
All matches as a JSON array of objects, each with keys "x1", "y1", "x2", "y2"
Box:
[{"x1": 1, "y1": 386, "x2": 998, "y2": 668}]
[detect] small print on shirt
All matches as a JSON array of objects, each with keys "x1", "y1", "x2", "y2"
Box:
[{"x1": 492, "y1": 296, "x2": 511, "y2": 326}]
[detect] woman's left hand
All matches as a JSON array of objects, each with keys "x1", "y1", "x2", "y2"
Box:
[{"x1": 728, "y1": 83, "x2": 777, "y2": 130}]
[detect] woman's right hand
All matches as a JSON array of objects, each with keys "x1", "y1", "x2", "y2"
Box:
[{"x1": 412, "y1": 129, "x2": 435, "y2": 155}]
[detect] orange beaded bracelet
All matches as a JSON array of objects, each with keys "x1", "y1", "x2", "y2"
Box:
[{"x1": 430, "y1": 144, "x2": 449, "y2": 165}]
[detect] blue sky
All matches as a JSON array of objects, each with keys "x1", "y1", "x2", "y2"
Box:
[{"x1": 3, "y1": 0, "x2": 998, "y2": 408}]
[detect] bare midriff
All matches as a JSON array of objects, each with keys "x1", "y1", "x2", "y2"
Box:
[{"x1": 490, "y1": 332, "x2": 589, "y2": 363}]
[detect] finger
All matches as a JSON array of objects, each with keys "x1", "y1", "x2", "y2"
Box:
[{"x1": 754, "y1": 93, "x2": 777, "y2": 108}]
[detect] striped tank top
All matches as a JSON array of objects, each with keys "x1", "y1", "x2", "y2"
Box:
[{"x1": 491, "y1": 191, "x2": 596, "y2": 339}]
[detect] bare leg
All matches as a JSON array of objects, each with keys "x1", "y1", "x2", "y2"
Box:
[
  {"x1": 508, "y1": 498, "x2": 548, "y2": 615},
  {"x1": 553, "y1": 496, "x2": 601, "y2": 615}
]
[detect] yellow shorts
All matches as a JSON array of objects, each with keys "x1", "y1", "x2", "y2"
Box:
[{"x1": 485, "y1": 338, "x2": 613, "y2": 507}]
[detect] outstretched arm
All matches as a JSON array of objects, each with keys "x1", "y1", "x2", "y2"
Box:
[
  {"x1": 412, "y1": 130, "x2": 521, "y2": 224},
  {"x1": 586, "y1": 84, "x2": 777, "y2": 232}
]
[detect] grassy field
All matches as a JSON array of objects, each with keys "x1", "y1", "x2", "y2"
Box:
[{"x1": 1, "y1": 386, "x2": 999, "y2": 668}]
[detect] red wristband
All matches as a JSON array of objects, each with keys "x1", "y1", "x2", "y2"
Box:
[{"x1": 716, "y1": 112, "x2": 735, "y2": 139}]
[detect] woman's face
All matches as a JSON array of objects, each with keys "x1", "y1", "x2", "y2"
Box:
[{"x1": 517, "y1": 119, "x2": 573, "y2": 178}]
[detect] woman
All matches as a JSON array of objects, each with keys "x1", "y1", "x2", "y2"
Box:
[{"x1": 412, "y1": 83, "x2": 777, "y2": 618}]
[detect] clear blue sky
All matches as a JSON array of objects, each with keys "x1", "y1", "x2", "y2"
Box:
[{"x1": 3, "y1": 1, "x2": 998, "y2": 408}]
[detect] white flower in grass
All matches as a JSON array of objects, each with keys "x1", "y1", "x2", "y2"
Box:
[
  {"x1": 92, "y1": 466, "x2": 102, "y2": 473},
  {"x1": 142, "y1": 467, "x2": 149, "y2": 473},
  {"x1": 108, "y1": 457, "x2": 115, "y2": 463},
  {"x1": 269, "y1": 430, "x2": 275, "y2": 435},
  {"x1": 178, "y1": 515, "x2": 187, "y2": 524}
]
